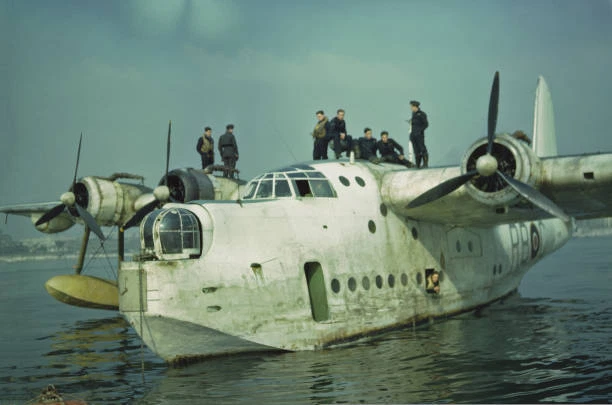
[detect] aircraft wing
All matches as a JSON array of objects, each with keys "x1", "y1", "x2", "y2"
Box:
[
  {"x1": 381, "y1": 151, "x2": 612, "y2": 227},
  {"x1": 0, "y1": 202, "x2": 61, "y2": 218}
]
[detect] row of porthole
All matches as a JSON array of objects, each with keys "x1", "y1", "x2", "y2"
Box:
[
  {"x1": 339, "y1": 175, "x2": 366, "y2": 188},
  {"x1": 330, "y1": 271, "x2": 444, "y2": 294},
  {"x1": 331, "y1": 274, "x2": 405, "y2": 293}
]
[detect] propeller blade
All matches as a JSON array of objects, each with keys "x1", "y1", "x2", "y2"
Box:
[
  {"x1": 407, "y1": 170, "x2": 478, "y2": 209},
  {"x1": 35, "y1": 204, "x2": 66, "y2": 226},
  {"x1": 165, "y1": 120, "x2": 172, "y2": 185},
  {"x1": 74, "y1": 204, "x2": 106, "y2": 241},
  {"x1": 73, "y1": 133, "x2": 83, "y2": 188},
  {"x1": 496, "y1": 171, "x2": 570, "y2": 222},
  {"x1": 122, "y1": 199, "x2": 158, "y2": 231},
  {"x1": 487, "y1": 71, "x2": 500, "y2": 155}
]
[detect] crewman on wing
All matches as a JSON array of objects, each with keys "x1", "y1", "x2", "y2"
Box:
[
  {"x1": 378, "y1": 131, "x2": 413, "y2": 167},
  {"x1": 312, "y1": 110, "x2": 330, "y2": 160},
  {"x1": 196, "y1": 126, "x2": 214, "y2": 170},
  {"x1": 409, "y1": 100, "x2": 429, "y2": 168},
  {"x1": 218, "y1": 124, "x2": 239, "y2": 178},
  {"x1": 357, "y1": 127, "x2": 379, "y2": 162}
]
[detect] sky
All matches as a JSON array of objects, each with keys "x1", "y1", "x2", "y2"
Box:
[{"x1": 1, "y1": 0, "x2": 611, "y2": 239}]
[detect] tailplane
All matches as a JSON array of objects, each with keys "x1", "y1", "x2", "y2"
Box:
[{"x1": 532, "y1": 76, "x2": 558, "y2": 157}]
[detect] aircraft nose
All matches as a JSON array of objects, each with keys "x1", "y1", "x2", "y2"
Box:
[{"x1": 139, "y1": 206, "x2": 213, "y2": 260}]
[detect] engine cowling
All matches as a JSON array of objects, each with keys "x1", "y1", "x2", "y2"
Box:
[
  {"x1": 461, "y1": 133, "x2": 542, "y2": 207},
  {"x1": 32, "y1": 213, "x2": 75, "y2": 233},
  {"x1": 72, "y1": 177, "x2": 152, "y2": 227},
  {"x1": 160, "y1": 168, "x2": 244, "y2": 202}
]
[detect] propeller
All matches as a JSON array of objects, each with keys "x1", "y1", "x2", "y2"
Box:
[
  {"x1": 121, "y1": 120, "x2": 173, "y2": 231},
  {"x1": 407, "y1": 72, "x2": 569, "y2": 222},
  {"x1": 35, "y1": 134, "x2": 106, "y2": 240}
]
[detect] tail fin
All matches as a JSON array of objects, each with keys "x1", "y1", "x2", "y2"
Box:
[{"x1": 532, "y1": 76, "x2": 558, "y2": 157}]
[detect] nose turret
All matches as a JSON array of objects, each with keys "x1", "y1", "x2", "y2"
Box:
[{"x1": 139, "y1": 206, "x2": 213, "y2": 261}]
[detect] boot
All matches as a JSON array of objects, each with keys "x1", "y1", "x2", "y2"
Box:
[
  {"x1": 402, "y1": 159, "x2": 414, "y2": 168},
  {"x1": 423, "y1": 154, "x2": 429, "y2": 168},
  {"x1": 416, "y1": 155, "x2": 422, "y2": 169}
]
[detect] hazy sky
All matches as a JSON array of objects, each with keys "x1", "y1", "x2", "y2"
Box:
[{"x1": 1, "y1": 0, "x2": 611, "y2": 238}]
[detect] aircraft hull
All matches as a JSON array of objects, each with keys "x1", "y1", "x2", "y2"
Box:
[{"x1": 119, "y1": 199, "x2": 571, "y2": 363}]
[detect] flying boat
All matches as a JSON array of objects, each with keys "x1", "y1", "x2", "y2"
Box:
[{"x1": 116, "y1": 72, "x2": 612, "y2": 363}]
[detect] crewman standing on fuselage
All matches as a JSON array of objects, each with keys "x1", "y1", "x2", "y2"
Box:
[
  {"x1": 218, "y1": 124, "x2": 239, "y2": 178},
  {"x1": 312, "y1": 110, "x2": 329, "y2": 160},
  {"x1": 409, "y1": 100, "x2": 429, "y2": 168},
  {"x1": 196, "y1": 126, "x2": 214, "y2": 170}
]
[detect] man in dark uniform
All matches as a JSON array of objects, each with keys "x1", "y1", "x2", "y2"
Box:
[
  {"x1": 328, "y1": 109, "x2": 347, "y2": 159},
  {"x1": 409, "y1": 100, "x2": 429, "y2": 168},
  {"x1": 335, "y1": 132, "x2": 354, "y2": 158},
  {"x1": 218, "y1": 124, "x2": 239, "y2": 178},
  {"x1": 312, "y1": 110, "x2": 329, "y2": 160},
  {"x1": 196, "y1": 126, "x2": 214, "y2": 170},
  {"x1": 357, "y1": 127, "x2": 378, "y2": 162},
  {"x1": 377, "y1": 131, "x2": 413, "y2": 167}
]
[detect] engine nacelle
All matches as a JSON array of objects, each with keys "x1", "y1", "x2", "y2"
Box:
[
  {"x1": 461, "y1": 133, "x2": 542, "y2": 207},
  {"x1": 73, "y1": 177, "x2": 152, "y2": 227},
  {"x1": 160, "y1": 168, "x2": 244, "y2": 203},
  {"x1": 32, "y1": 213, "x2": 75, "y2": 233}
]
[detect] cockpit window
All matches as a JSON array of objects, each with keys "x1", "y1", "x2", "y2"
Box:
[
  {"x1": 255, "y1": 180, "x2": 273, "y2": 198},
  {"x1": 275, "y1": 179, "x2": 292, "y2": 197},
  {"x1": 242, "y1": 182, "x2": 257, "y2": 199},
  {"x1": 242, "y1": 166, "x2": 336, "y2": 200},
  {"x1": 310, "y1": 180, "x2": 335, "y2": 197}
]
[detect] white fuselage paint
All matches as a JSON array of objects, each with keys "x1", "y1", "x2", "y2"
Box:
[{"x1": 119, "y1": 160, "x2": 571, "y2": 362}]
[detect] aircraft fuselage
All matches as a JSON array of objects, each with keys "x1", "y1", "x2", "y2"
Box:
[{"x1": 118, "y1": 161, "x2": 571, "y2": 363}]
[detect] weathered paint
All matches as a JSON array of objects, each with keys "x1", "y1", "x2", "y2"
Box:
[{"x1": 119, "y1": 160, "x2": 575, "y2": 362}]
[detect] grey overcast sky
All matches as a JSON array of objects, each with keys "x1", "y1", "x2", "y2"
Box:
[{"x1": 1, "y1": 0, "x2": 611, "y2": 239}]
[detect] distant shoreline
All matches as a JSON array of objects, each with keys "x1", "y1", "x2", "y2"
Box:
[{"x1": 0, "y1": 253, "x2": 119, "y2": 263}]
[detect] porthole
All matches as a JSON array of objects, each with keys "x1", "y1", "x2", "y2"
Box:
[
  {"x1": 411, "y1": 227, "x2": 418, "y2": 240},
  {"x1": 498, "y1": 264, "x2": 502, "y2": 274},
  {"x1": 401, "y1": 273, "x2": 408, "y2": 286},
  {"x1": 493, "y1": 265, "x2": 497, "y2": 275},
  {"x1": 388, "y1": 274, "x2": 395, "y2": 288},
  {"x1": 339, "y1": 176, "x2": 350, "y2": 186},
  {"x1": 362, "y1": 276, "x2": 370, "y2": 290},
  {"x1": 368, "y1": 220, "x2": 376, "y2": 233},
  {"x1": 375, "y1": 275, "x2": 383, "y2": 289},
  {"x1": 380, "y1": 203, "x2": 388, "y2": 217},
  {"x1": 416, "y1": 272, "x2": 423, "y2": 285},
  {"x1": 355, "y1": 176, "x2": 366, "y2": 187},
  {"x1": 456, "y1": 240, "x2": 461, "y2": 253},
  {"x1": 468, "y1": 241, "x2": 473, "y2": 252},
  {"x1": 348, "y1": 277, "x2": 357, "y2": 292},
  {"x1": 331, "y1": 278, "x2": 340, "y2": 293}
]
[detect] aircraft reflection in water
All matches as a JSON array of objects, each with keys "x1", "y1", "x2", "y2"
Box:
[{"x1": 117, "y1": 73, "x2": 612, "y2": 363}]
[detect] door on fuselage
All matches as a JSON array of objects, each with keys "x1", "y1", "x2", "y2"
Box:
[{"x1": 304, "y1": 262, "x2": 330, "y2": 322}]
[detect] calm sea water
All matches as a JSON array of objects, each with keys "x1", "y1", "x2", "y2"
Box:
[{"x1": 1, "y1": 236, "x2": 611, "y2": 404}]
